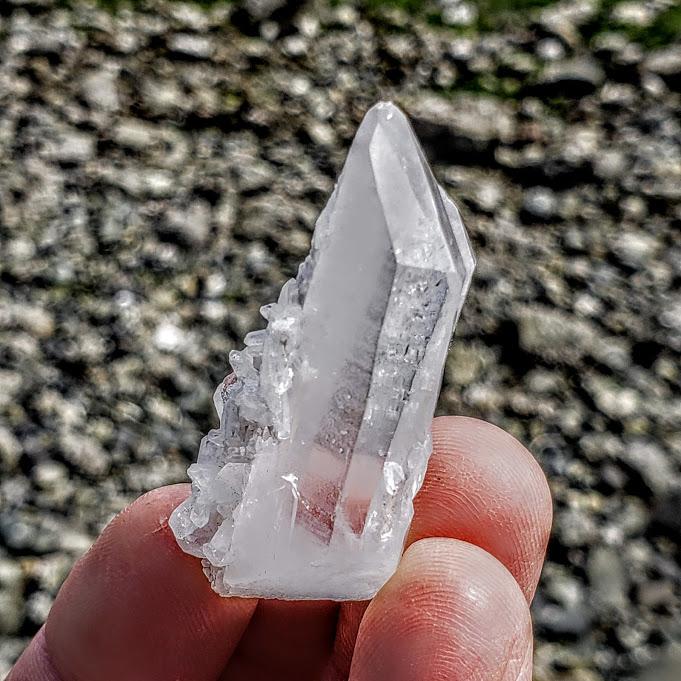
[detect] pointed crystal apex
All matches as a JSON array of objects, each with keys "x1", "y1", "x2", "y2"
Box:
[
  {"x1": 367, "y1": 102, "x2": 474, "y2": 286},
  {"x1": 170, "y1": 102, "x2": 476, "y2": 600},
  {"x1": 319, "y1": 101, "x2": 475, "y2": 293}
]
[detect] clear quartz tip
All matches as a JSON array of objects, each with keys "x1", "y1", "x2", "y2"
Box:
[{"x1": 169, "y1": 100, "x2": 475, "y2": 601}]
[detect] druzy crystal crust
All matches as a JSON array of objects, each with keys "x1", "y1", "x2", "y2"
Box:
[{"x1": 169, "y1": 102, "x2": 475, "y2": 600}]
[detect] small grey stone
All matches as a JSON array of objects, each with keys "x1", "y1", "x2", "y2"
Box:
[
  {"x1": 623, "y1": 441, "x2": 676, "y2": 497},
  {"x1": 585, "y1": 376, "x2": 640, "y2": 420},
  {"x1": 25, "y1": 591, "x2": 53, "y2": 626},
  {"x1": 0, "y1": 428, "x2": 21, "y2": 470},
  {"x1": 594, "y1": 150, "x2": 627, "y2": 181},
  {"x1": 555, "y1": 506, "x2": 599, "y2": 547},
  {"x1": 0, "y1": 371, "x2": 22, "y2": 408},
  {"x1": 244, "y1": 0, "x2": 287, "y2": 21},
  {"x1": 410, "y1": 94, "x2": 515, "y2": 158},
  {"x1": 14, "y1": 305, "x2": 54, "y2": 338},
  {"x1": 587, "y1": 545, "x2": 628, "y2": 611},
  {"x1": 536, "y1": 38, "x2": 566, "y2": 61},
  {"x1": 0, "y1": 512, "x2": 59, "y2": 553},
  {"x1": 441, "y1": 1, "x2": 478, "y2": 27},
  {"x1": 473, "y1": 179, "x2": 504, "y2": 213},
  {"x1": 612, "y1": 231, "x2": 658, "y2": 267},
  {"x1": 107, "y1": 167, "x2": 175, "y2": 198},
  {"x1": 0, "y1": 591, "x2": 23, "y2": 636},
  {"x1": 81, "y1": 68, "x2": 120, "y2": 112},
  {"x1": 516, "y1": 306, "x2": 596, "y2": 366},
  {"x1": 538, "y1": 58, "x2": 605, "y2": 95},
  {"x1": 522, "y1": 187, "x2": 558, "y2": 221},
  {"x1": 282, "y1": 34, "x2": 308, "y2": 58},
  {"x1": 534, "y1": 571, "x2": 592, "y2": 637},
  {"x1": 235, "y1": 160, "x2": 276, "y2": 193},
  {"x1": 112, "y1": 119, "x2": 157, "y2": 150},
  {"x1": 167, "y1": 33, "x2": 215, "y2": 59},
  {"x1": 46, "y1": 130, "x2": 95, "y2": 163},
  {"x1": 0, "y1": 560, "x2": 23, "y2": 596},
  {"x1": 538, "y1": 1, "x2": 599, "y2": 44},
  {"x1": 59, "y1": 431, "x2": 111, "y2": 478},
  {"x1": 611, "y1": 2, "x2": 655, "y2": 27},
  {"x1": 140, "y1": 77, "x2": 185, "y2": 114},
  {"x1": 162, "y1": 200, "x2": 212, "y2": 247},
  {"x1": 536, "y1": 601, "x2": 592, "y2": 637},
  {"x1": 646, "y1": 47, "x2": 681, "y2": 79}
]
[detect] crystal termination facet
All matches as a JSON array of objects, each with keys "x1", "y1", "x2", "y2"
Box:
[{"x1": 169, "y1": 101, "x2": 475, "y2": 601}]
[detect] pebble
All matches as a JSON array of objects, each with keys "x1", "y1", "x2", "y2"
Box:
[
  {"x1": 623, "y1": 441, "x2": 675, "y2": 497},
  {"x1": 244, "y1": 0, "x2": 287, "y2": 21},
  {"x1": 522, "y1": 187, "x2": 558, "y2": 221},
  {"x1": 587, "y1": 545, "x2": 628, "y2": 611},
  {"x1": 646, "y1": 47, "x2": 681, "y2": 80},
  {"x1": 167, "y1": 33, "x2": 214, "y2": 59},
  {"x1": 410, "y1": 94, "x2": 515, "y2": 157},
  {"x1": 81, "y1": 67, "x2": 120, "y2": 112},
  {"x1": 46, "y1": 130, "x2": 95, "y2": 164},
  {"x1": 162, "y1": 200, "x2": 212, "y2": 247},
  {"x1": 112, "y1": 119, "x2": 157, "y2": 150},
  {"x1": 0, "y1": 428, "x2": 21, "y2": 470},
  {"x1": 538, "y1": 58, "x2": 605, "y2": 94},
  {"x1": 0, "y1": 591, "x2": 23, "y2": 636}
]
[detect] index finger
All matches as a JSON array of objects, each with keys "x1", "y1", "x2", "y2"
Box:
[{"x1": 9, "y1": 485, "x2": 256, "y2": 681}]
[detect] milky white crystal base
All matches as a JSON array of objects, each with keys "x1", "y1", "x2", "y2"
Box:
[{"x1": 169, "y1": 102, "x2": 475, "y2": 601}]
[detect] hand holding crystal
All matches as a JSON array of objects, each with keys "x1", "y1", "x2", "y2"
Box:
[
  {"x1": 9, "y1": 416, "x2": 551, "y2": 681},
  {"x1": 10, "y1": 102, "x2": 552, "y2": 679}
]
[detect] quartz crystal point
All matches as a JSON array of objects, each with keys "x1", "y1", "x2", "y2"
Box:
[{"x1": 169, "y1": 101, "x2": 475, "y2": 600}]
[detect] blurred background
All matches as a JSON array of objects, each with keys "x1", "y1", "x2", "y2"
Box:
[{"x1": 1, "y1": 0, "x2": 680, "y2": 678}]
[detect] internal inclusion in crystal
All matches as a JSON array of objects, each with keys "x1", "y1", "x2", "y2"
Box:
[{"x1": 169, "y1": 101, "x2": 476, "y2": 600}]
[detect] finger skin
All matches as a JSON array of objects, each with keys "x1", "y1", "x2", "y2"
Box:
[
  {"x1": 323, "y1": 601, "x2": 369, "y2": 681},
  {"x1": 409, "y1": 416, "x2": 552, "y2": 601},
  {"x1": 222, "y1": 599, "x2": 338, "y2": 681},
  {"x1": 7, "y1": 627, "x2": 61, "y2": 681},
  {"x1": 349, "y1": 538, "x2": 533, "y2": 681},
  {"x1": 39, "y1": 485, "x2": 256, "y2": 681}
]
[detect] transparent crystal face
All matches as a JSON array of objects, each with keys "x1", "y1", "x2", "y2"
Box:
[{"x1": 169, "y1": 101, "x2": 475, "y2": 600}]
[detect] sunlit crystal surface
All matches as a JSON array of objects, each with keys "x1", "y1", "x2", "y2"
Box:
[{"x1": 169, "y1": 102, "x2": 475, "y2": 600}]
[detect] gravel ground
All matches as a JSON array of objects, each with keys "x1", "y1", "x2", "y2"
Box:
[{"x1": 1, "y1": 0, "x2": 681, "y2": 678}]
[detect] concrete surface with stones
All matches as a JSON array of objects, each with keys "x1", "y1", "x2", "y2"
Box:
[{"x1": 0, "y1": 0, "x2": 680, "y2": 678}]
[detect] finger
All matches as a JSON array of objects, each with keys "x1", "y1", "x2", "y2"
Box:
[
  {"x1": 324, "y1": 601, "x2": 369, "y2": 681},
  {"x1": 39, "y1": 484, "x2": 256, "y2": 681},
  {"x1": 408, "y1": 416, "x2": 552, "y2": 601},
  {"x1": 349, "y1": 538, "x2": 533, "y2": 681},
  {"x1": 6, "y1": 627, "x2": 61, "y2": 681},
  {"x1": 222, "y1": 599, "x2": 338, "y2": 681}
]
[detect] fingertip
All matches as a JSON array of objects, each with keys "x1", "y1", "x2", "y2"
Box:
[
  {"x1": 431, "y1": 416, "x2": 553, "y2": 519},
  {"x1": 397, "y1": 538, "x2": 532, "y2": 641},
  {"x1": 350, "y1": 538, "x2": 533, "y2": 681},
  {"x1": 435, "y1": 415, "x2": 554, "y2": 540},
  {"x1": 411, "y1": 416, "x2": 552, "y2": 601}
]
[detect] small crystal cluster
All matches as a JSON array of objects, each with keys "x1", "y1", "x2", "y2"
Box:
[{"x1": 169, "y1": 102, "x2": 475, "y2": 600}]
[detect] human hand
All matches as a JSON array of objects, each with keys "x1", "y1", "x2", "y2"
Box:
[{"x1": 8, "y1": 416, "x2": 552, "y2": 681}]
